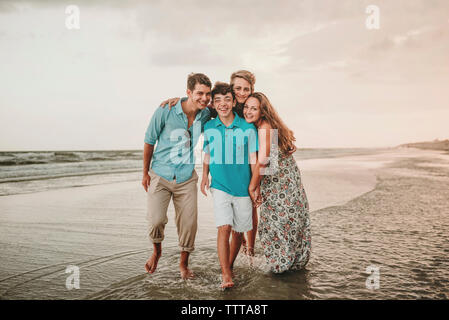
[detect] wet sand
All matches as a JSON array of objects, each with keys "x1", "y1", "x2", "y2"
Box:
[{"x1": 0, "y1": 148, "x2": 448, "y2": 299}]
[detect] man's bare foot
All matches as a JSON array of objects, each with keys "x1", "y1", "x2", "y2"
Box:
[
  {"x1": 180, "y1": 266, "x2": 195, "y2": 280},
  {"x1": 179, "y1": 251, "x2": 193, "y2": 280},
  {"x1": 144, "y1": 252, "x2": 161, "y2": 274},
  {"x1": 221, "y1": 273, "x2": 234, "y2": 288}
]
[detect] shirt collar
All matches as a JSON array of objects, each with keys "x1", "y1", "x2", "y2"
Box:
[
  {"x1": 175, "y1": 97, "x2": 206, "y2": 121},
  {"x1": 174, "y1": 98, "x2": 185, "y2": 115},
  {"x1": 214, "y1": 112, "x2": 241, "y2": 128}
]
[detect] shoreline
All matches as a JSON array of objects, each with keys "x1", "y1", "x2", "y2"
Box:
[
  {"x1": 1, "y1": 147, "x2": 448, "y2": 299},
  {"x1": 306, "y1": 149, "x2": 449, "y2": 299},
  {"x1": 0, "y1": 147, "x2": 389, "y2": 197},
  {"x1": 87, "y1": 146, "x2": 449, "y2": 300}
]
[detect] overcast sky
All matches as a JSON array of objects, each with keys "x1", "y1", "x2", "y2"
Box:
[{"x1": 1, "y1": 0, "x2": 448, "y2": 150}]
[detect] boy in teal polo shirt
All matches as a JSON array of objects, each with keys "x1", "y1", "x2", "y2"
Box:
[{"x1": 200, "y1": 82, "x2": 258, "y2": 288}]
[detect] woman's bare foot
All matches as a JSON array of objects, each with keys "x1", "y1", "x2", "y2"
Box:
[
  {"x1": 221, "y1": 273, "x2": 234, "y2": 288},
  {"x1": 144, "y1": 251, "x2": 161, "y2": 274},
  {"x1": 180, "y1": 266, "x2": 195, "y2": 280}
]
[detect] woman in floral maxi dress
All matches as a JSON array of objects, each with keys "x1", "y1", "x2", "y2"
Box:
[{"x1": 244, "y1": 92, "x2": 311, "y2": 273}]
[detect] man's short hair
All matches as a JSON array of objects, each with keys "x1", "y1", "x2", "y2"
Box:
[
  {"x1": 211, "y1": 82, "x2": 235, "y2": 101},
  {"x1": 187, "y1": 73, "x2": 212, "y2": 91}
]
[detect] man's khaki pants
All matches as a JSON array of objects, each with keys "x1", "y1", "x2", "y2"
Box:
[{"x1": 146, "y1": 169, "x2": 198, "y2": 252}]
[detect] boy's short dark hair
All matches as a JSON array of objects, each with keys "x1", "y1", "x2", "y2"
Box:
[
  {"x1": 187, "y1": 73, "x2": 212, "y2": 91},
  {"x1": 211, "y1": 81, "x2": 235, "y2": 101}
]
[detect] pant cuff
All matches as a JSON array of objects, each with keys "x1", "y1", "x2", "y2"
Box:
[
  {"x1": 180, "y1": 245, "x2": 195, "y2": 253},
  {"x1": 150, "y1": 237, "x2": 164, "y2": 244}
]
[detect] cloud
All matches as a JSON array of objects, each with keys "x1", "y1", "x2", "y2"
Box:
[
  {"x1": 149, "y1": 44, "x2": 232, "y2": 66},
  {"x1": 0, "y1": 0, "x2": 142, "y2": 12},
  {"x1": 350, "y1": 23, "x2": 449, "y2": 82},
  {"x1": 1, "y1": 0, "x2": 449, "y2": 149}
]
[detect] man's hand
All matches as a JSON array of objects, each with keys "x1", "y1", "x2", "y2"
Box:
[
  {"x1": 200, "y1": 176, "x2": 209, "y2": 196},
  {"x1": 142, "y1": 173, "x2": 151, "y2": 192},
  {"x1": 160, "y1": 97, "x2": 180, "y2": 110}
]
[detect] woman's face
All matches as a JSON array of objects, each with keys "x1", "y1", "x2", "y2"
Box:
[
  {"x1": 232, "y1": 77, "x2": 251, "y2": 104},
  {"x1": 243, "y1": 97, "x2": 261, "y2": 124}
]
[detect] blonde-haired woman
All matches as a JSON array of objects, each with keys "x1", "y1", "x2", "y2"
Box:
[
  {"x1": 244, "y1": 92, "x2": 311, "y2": 273},
  {"x1": 230, "y1": 70, "x2": 255, "y2": 107}
]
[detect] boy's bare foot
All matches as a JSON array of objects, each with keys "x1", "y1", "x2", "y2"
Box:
[
  {"x1": 241, "y1": 239, "x2": 248, "y2": 255},
  {"x1": 180, "y1": 266, "x2": 195, "y2": 280},
  {"x1": 145, "y1": 252, "x2": 161, "y2": 274},
  {"x1": 221, "y1": 273, "x2": 234, "y2": 288}
]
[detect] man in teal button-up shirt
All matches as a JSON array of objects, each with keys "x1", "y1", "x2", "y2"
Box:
[
  {"x1": 144, "y1": 97, "x2": 210, "y2": 183},
  {"x1": 142, "y1": 73, "x2": 211, "y2": 280}
]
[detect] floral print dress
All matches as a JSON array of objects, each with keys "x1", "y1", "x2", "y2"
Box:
[{"x1": 258, "y1": 143, "x2": 312, "y2": 273}]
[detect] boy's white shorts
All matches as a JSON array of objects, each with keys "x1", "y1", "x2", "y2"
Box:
[{"x1": 211, "y1": 188, "x2": 253, "y2": 233}]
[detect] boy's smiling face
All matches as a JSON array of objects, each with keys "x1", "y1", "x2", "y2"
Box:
[{"x1": 213, "y1": 92, "x2": 235, "y2": 118}]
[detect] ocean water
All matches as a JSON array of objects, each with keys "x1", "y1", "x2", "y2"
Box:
[
  {"x1": 0, "y1": 148, "x2": 384, "y2": 196},
  {"x1": 0, "y1": 150, "x2": 142, "y2": 196},
  {"x1": 0, "y1": 147, "x2": 448, "y2": 300}
]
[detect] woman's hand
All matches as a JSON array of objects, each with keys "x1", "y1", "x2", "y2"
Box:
[
  {"x1": 160, "y1": 97, "x2": 180, "y2": 110},
  {"x1": 255, "y1": 185, "x2": 262, "y2": 207},
  {"x1": 249, "y1": 183, "x2": 262, "y2": 208},
  {"x1": 200, "y1": 176, "x2": 209, "y2": 196},
  {"x1": 288, "y1": 144, "x2": 297, "y2": 155}
]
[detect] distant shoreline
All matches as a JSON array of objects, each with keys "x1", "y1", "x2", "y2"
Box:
[
  {"x1": 0, "y1": 147, "x2": 389, "y2": 153},
  {"x1": 398, "y1": 139, "x2": 449, "y2": 152}
]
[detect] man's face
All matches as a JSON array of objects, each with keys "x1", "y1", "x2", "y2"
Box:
[
  {"x1": 213, "y1": 92, "x2": 235, "y2": 118},
  {"x1": 187, "y1": 84, "x2": 211, "y2": 110}
]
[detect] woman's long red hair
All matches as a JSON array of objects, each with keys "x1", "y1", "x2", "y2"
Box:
[{"x1": 249, "y1": 92, "x2": 296, "y2": 154}]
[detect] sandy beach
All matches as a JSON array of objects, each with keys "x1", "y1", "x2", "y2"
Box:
[{"x1": 0, "y1": 147, "x2": 448, "y2": 299}]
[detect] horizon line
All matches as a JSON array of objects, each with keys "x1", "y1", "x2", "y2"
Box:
[{"x1": 0, "y1": 146, "x2": 399, "y2": 152}]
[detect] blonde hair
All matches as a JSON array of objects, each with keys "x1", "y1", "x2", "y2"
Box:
[
  {"x1": 249, "y1": 92, "x2": 296, "y2": 154},
  {"x1": 230, "y1": 70, "x2": 256, "y2": 93}
]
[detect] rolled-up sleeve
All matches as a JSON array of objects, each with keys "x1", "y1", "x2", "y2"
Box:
[{"x1": 144, "y1": 108, "x2": 166, "y2": 145}]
